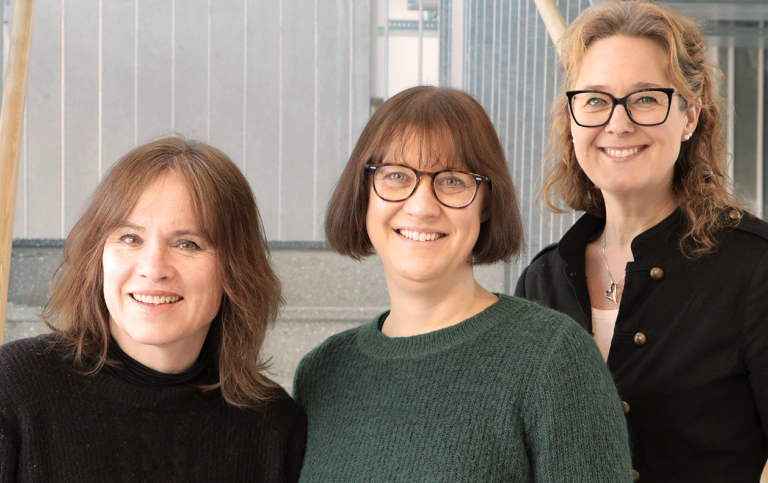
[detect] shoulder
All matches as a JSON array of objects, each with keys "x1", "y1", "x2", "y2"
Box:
[
  {"x1": 0, "y1": 335, "x2": 73, "y2": 420},
  {"x1": 711, "y1": 213, "x2": 768, "y2": 265},
  {"x1": 264, "y1": 383, "x2": 304, "y2": 416},
  {"x1": 494, "y1": 295, "x2": 592, "y2": 355},
  {"x1": 293, "y1": 322, "x2": 369, "y2": 384},
  {"x1": 292, "y1": 322, "x2": 371, "y2": 406},
  {"x1": 0, "y1": 334, "x2": 63, "y2": 376},
  {"x1": 733, "y1": 213, "x2": 768, "y2": 244},
  {"x1": 249, "y1": 383, "x2": 307, "y2": 431},
  {"x1": 515, "y1": 243, "x2": 562, "y2": 287},
  {"x1": 529, "y1": 242, "x2": 559, "y2": 264},
  {"x1": 296, "y1": 320, "x2": 369, "y2": 368},
  {"x1": 496, "y1": 297, "x2": 608, "y2": 381}
]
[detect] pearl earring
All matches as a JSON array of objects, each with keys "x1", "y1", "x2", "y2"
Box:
[
  {"x1": 572, "y1": 138, "x2": 575, "y2": 144},
  {"x1": 684, "y1": 133, "x2": 692, "y2": 141}
]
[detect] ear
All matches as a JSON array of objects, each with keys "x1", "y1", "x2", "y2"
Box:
[
  {"x1": 481, "y1": 194, "x2": 491, "y2": 223},
  {"x1": 684, "y1": 98, "x2": 701, "y2": 135},
  {"x1": 481, "y1": 208, "x2": 491, "y2": 223}
]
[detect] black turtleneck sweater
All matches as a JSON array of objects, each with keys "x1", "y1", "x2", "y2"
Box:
[{"x1": 0, "y1": 334, "x2": 306, "y2": 482}]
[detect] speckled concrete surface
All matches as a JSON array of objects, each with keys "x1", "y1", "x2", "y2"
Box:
[
  {"x1": 8, "y1": 247, "x2": 63, "y2": 306},
  {"x1": 5, "y1": 245, "x2": 509, "y2": 388}
]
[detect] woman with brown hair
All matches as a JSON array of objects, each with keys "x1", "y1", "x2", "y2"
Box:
[
  {"x1": 515, "y1": 1, "x2": 768, "y2": 481},
  {"x1": 0, "y1": 137, "x2": 306, "y2": 481},
  {"x1": 293, "y1": 85, "x2": 633, "y2": 482}
]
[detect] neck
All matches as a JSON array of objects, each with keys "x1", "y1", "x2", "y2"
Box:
[
  {"x1": 109, "y1": 320, "x2": 208, "y2": 374},
  {"x1": 381, "y1": 266, "x2": 497, "y2": 337},
  {"x1": 601, "y1": 191, "x2": 677, "y2": 248}
]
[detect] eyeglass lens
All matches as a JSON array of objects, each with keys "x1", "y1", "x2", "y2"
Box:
[
  {"x1": 371, "y1": 165, "x2": 478, "y2": 208},
  {"x1": 570, "y1": 90, "x2": 671, "y2": 127}
]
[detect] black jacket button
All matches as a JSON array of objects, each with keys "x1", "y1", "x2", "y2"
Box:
[
  {"x1": 634, "y1": 333, "x2": 647, "y2": 346},
  {"x1": 650, "y1": 267, "x2": 664, "y2": 280}
]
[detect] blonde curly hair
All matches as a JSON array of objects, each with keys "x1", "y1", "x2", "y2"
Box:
[{"x1": 540, "y1": 0, "x2": 741, "y2": 256}]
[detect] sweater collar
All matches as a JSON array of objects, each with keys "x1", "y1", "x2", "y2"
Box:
[
  {"x1": 102, "y1": 334, "x2": 216, "y2": 388},
  {"x1": 356, "y1": 294, "x2": 519, "y2": 360}
]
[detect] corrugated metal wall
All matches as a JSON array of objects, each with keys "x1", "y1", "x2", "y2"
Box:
[
  {"x1": 10, "y1": 0, "x2": 371, "y2": 242},
  {"x1": 9, "y1": 0, "x2": 765, "y2": 291},
  {"x1": 458, "y1": 0, "x2": 590, "y2": 285}
]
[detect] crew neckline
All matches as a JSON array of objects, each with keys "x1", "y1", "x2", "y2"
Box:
[{"x1": 356, "y1": 294, "x2": 519, "y2": 360}]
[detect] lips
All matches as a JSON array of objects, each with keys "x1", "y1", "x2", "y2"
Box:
[
  {"x1": 131, "y1": 293, "x2": 183, "y2": 305},
  {"x1": 397, "y1": 229, "x2": 446, "y2": 242},
  {"x1": 600, "y1": 145, "x2": 647, "y2": 158}
]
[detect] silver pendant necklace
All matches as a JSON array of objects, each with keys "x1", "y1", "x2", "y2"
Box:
[{"x1": 602, "y1": 233, "x2": 625, "y2": 305}]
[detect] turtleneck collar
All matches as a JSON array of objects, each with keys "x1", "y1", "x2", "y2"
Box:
[{"x1": 102, "y1": 334, "x2": 217, "y2": 388}]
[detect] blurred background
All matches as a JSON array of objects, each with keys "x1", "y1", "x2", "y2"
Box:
[{"x1": 4, "y1": 0, "x2": 768, "y2": 390}]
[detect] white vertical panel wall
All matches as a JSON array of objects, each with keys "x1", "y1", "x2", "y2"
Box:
[
  {"x1": 10, "y1": 0, "x2": 371, "y2": 241},
  {"x1": 453, "y1": 0, "x2": 591, "y2": 290}
]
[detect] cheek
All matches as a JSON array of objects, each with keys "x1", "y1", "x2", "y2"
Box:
[
  {"x1": 458, "y1": 206, "x2": 483, "y2": 243},
  {"x1": 189, "y1": 257, "x2": 224, "y2": 305},
  {"x1": 101, "y1": 249, "x2": 122, "y2": 295},
  {"x1": 101, "y1": 250, "x2": 125, "y2": 317},
  {"x1": 365, "y1": 191, "x2": 390, "y2": 240},
  {"x1": 204, "y1": 266, "x2": 224, "y2": 301}
]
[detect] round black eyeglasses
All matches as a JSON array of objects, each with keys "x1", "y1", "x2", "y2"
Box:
[
  {"x1": 365, "y1": 164, "x2": 490, "y2": 209},
  {"x1": 566, "y1": 88, "x2": 676, "y2": 127}
]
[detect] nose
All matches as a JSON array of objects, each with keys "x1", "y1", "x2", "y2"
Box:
[
  {"x1": 605, "y1": 104, "x2": 635, "y2": 136},
  {"x1": 402, "y1": 175, "x2": 442, "y2": 218},
  {"x1": 136, "y1": 243, "x2": 174, "y2": 282}
]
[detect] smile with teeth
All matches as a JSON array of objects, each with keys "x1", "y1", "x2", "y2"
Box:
[
  {"x1": 397, "y1": 229, "x2": 446, "y2": 242},
  {"x1": 131, "y1": 294, "x2": 182, "y2": 305},
  {"x1": 602, "y1": 146, "x2": 645, "y2": 158}
]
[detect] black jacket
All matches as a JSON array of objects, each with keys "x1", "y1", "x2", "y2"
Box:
[{"x1": 516, "y1": 209, "x2": 768, "y2": 483}]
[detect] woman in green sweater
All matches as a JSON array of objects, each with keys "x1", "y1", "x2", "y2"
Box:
[{"x1": 293, "y1": 86, "x2": 633, "y2": 482}]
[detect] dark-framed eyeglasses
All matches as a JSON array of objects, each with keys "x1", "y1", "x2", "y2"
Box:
[
  {"x1": 365, "y1": 163, "x2": 490, "y2": 209},
  {"x1": 566, "y1": 88, "x2": 676, "y2": 127}
]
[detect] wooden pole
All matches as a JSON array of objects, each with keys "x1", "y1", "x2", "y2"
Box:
[
  {"x1": 532, "y1": 0, "x2": 567, "y2": 45},
  {"x1": 0, "y1": 0, "x2": 36, "y2": 345}
]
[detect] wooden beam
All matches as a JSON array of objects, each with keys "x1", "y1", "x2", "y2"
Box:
[
  {"x1": 532, "y1": 0, "x2": 567, "y2": 45},
  {"x1": 0, "y1": 0, "x2": 36, "y2": 345}
]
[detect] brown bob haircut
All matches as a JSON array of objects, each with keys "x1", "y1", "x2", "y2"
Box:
[
  {"x1": 541, "y1": 0, "x2": 741, "y2": 256},
  {"x1": 44, "y1": 137, "x2": 282, "y2": 409},
  {"x1": 325, "y1": 85, "x2": 523, "y2": 264}
]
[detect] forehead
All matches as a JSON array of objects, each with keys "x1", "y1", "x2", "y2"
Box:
[
  {"x1": 128, "y1": 172, "x2": 199, "y2": 226},
  {"x1": 575, "y1": 36, "x2": 671, "y2": 93},
  {"x1": 381, "y1": 131, "x2": 464, "y2": 171}
]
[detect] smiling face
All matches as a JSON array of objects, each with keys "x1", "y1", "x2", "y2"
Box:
[
  {"x1": 365, "y1": 138, "x2": 484, "y2": 287},
  {"x1": 570, "y1": 35, "x2": 699, "y2": 203},
  {"x1": 102, "y1": 172, "x2": 223, "y2": 372}
]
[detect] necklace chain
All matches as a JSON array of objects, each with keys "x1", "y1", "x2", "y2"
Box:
[{"x1": 602, "y1": 233, "x2": 625, "y2": 305}]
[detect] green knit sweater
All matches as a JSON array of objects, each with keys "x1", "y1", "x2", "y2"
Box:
[{"x1": 293, "y1": 294, "x2": 632, "y2": 482}]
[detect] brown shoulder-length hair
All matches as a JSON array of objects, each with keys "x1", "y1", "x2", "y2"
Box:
[
  {"x1": 325, "y1": 85, "x2": 524, "y2": 264},
  {"x1": 43, "y1": 136, "x2": 283, "y2": 409},
  {"x1": 541, "y1": 0, "x2": 741, "y2": 256}
]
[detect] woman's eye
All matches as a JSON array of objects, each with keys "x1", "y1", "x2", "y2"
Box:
[
  {"x1": 633, "y1": 96, "x2": 656, "y2": 105},
  {"x1": 443, "y1": 177, "x2": 464, "y2": 187},
  {"x1": 587, "y1": 97, "x2": 606, "y2": 107},
  {"x1": 384, "y1": 172, "x2": 410, "y2": 183},
  {"x1": 178, "y1": 240, "x2": 201, "y2": 250},
  {"x1": 119, "y1": 235, "x2": 141, "y2": 245}
]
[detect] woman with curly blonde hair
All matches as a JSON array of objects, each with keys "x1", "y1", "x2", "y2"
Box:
[{"x1": 516, "y1": 1, "x2": 768, "y2": 481}]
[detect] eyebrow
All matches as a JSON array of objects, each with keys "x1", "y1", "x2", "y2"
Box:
[
  {"x1": 580, "y1": 82, "x2": 667, "y2": 91},
  {"x1": 118, "y1": 223, "x2": 204, "y2": 238}
]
